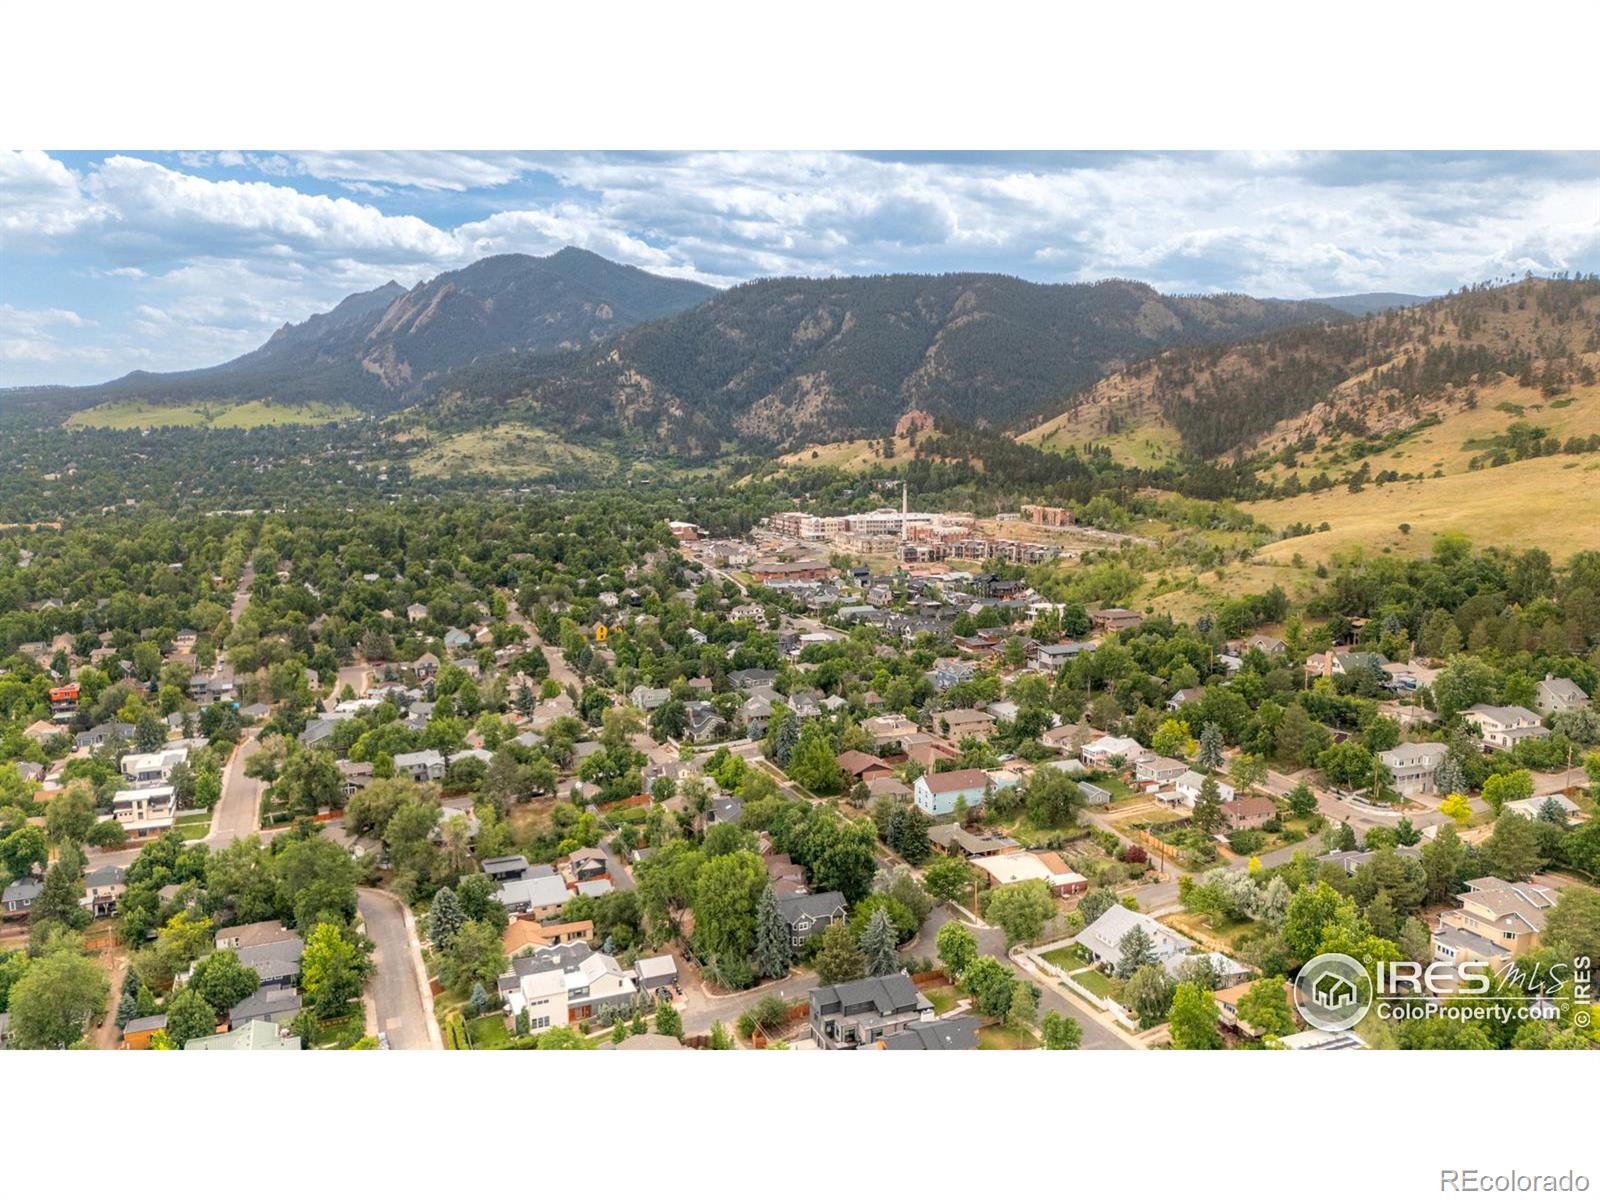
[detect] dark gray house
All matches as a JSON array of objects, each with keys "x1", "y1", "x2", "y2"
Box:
[
  {"x1": 775, "y1": 891, "x2": 847, "y2": 949},
  {"x1": 879, "y1": 1016, "x2": 981, "y2": 1050},
  {"x1": 809, "y1": 973, "x2": 933, "y2": 1050}
]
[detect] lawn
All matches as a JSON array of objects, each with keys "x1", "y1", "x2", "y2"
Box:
[
  {"x1": 1070, "y1": 968, "x2": 1122, "y2": 1002},
  {"x1": 977, "y1": 1025, "x2": 1039, "y2": 1050},
  {"x1": 923, "y1": 985, "x2": 961, "y2": 1016},
  {"x1": 1042, "y1": 944, "x2": 1092, "y2": 973},
  {"x1": 466, "y1": 1014, "x2": 512, "y2": 1049},
  {"x1": 173, "y1": 811, "x2": 212, "y2": 840}
]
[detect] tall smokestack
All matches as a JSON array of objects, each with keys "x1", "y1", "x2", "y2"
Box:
[{"x1": 902, "y1": 480, "x2": 907, "y2": 517}]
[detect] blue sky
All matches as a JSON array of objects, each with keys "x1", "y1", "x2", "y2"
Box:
[{"x1": 2, "y1": 149, "x2": 1597, "y2": 387}]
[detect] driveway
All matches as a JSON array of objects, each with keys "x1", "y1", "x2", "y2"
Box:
[{"x1": 356, "y1": 888, "x2": 440, "y2": 1050}]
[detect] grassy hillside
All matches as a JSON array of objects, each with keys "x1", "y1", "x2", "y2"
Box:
[
  {"x1": 1021, "y1": 278, "x2": 1600, "y2": 462},
  {"x1": 65, "y1": 398, "x2": 360, "y2": 429},
  {"x1": 404, "y1": 423, "x2": 617, "y2": 481}
]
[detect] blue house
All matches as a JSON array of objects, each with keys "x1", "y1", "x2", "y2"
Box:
[{"x1": 913, "y1": 768, "x2": 991, "y2": 818}]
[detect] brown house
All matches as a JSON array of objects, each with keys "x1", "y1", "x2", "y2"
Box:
[{"x1": 836, "y1": 750, "x2": 894, "y2": 784}]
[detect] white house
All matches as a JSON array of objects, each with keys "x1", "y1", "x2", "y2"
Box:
[
  {"x1": 1174, "y1": 770, "x2": 1234, "y2": 807},
  {"x1": 1079, "y1": 735, "x2": 1145, "y2": 769},
  {"x1": 120, "y1": 746, "x2": 188, "y2": 785},
  {"x1": 1462, "y1": 705, "x2": 1547, "y2": 751},
  {"x1": 110, "y1": 784, "x2": 178, "y2": 837},
  {"x1": 499, "y1": 942, "x2": 638, "y2": 1031}
]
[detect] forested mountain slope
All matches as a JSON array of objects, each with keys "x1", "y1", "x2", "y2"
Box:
[
  {"x1": 1022, "y1": 277, "x2": 1600, "y2": 461},
  {"x1": 423, "y1": 273, "x2": 1346, "y2": 457}
]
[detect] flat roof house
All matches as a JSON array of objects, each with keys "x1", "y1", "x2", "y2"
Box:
[
  {"x1": 913, "y1": 768, "x2": 991, "y2": 818},
  {"x1": 120, "y1": 746, "x2": 188, "y2": 785},
  {"x1": 973, "y1": 850, "x2": 1088, "y2": 896},
  {"x1": 110, "y1": 784, "x2": 177, "y2": 838},
  {"x1": 927, "y1": 824, "x2": 1019, "y2": 858},
  {"x1": 809, "y1": 973, "x2": 933, "y2": 1050},
  {"x1": 185, "y1": 1019, "x2": 301, "y2": 1051}
]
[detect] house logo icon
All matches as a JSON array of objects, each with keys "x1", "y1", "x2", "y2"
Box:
[{"x1": 1294, "y1": 953, "x2": 1372, "y2": 1032}]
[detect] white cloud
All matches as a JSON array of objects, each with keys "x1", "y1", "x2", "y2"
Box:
[{"x1": 1, "y1": 150, "x2": 1595, "y2": 386}]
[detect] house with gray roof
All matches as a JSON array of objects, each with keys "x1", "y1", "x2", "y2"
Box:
[
  {"x1": 879, "y1": 1015, "x2": 981, "y2": 1050},
  {"x1": 1535, "y1": 674, "x2": 1589, "y2": 716},
  {"x1": 774, "y1": 890, "x2": 847, "y2": 949},
  {"x1": 809, "y1": 973, "x2": 933, "y2": 1049}
]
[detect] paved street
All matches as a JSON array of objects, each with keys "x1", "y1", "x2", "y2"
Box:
[
  {"x1": 357, "y1": 887, "x2": 439, "y2": 1050},
  {"x1": 209, "y1": 733, "x2": 263, "y2": 841}
]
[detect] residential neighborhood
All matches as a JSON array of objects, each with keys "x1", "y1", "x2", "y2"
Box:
[{"x1": 2, "y1": 496, "x2": 1594, "y2": 1058}]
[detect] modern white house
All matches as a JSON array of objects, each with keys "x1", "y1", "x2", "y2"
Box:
[
  {"x1": 393, "y1": 749, "x2": 446, "y2": 783},
  {"x1": 120, "y1": 746, "x2": 189, "y2": 785},
  {"x1": 110, "y1": 784, "x2": 178, "y2": 837},
  {"x1": 498, "y1": 942, "x2": 638, "y2": 1031}
]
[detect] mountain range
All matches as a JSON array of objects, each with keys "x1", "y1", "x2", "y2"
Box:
[
  {"x1": 6, "y1": 248, "x2": 1459, "y2": 456},
  {"x1": 426, "y1": 273, "x2": 1349, "y2": 456}
]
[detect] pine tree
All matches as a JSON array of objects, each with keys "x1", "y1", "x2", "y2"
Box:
[
  {"x1": 751, "y1": 885, "x2": 793, "y2": 980},
  {"x1": 1433, "y1": 754, "x2": 1468, "y2": 797},
  {"x1": 468, "y1": 982, "x2": 490, "y2": 1015},
  {"x1": 813, "y1": 921, "x2": 867, "y2": 985},
  {"x1": 1191, "y1": 776, "x2": 1225, "y2": 837},
  {"x1": 1197, "y1": 722, "x2": 1225, "y2": 771},
  {"x1": 426, "y1": 886, "x2": 466, "y2": 950},
  {"x1": 771, "y1": 711, "x2": 800, "y2": 768},
  {"x1": 30, "y1": 858, "x2": 89, "y2": 938},
  {"x1": 859, "y1": 907, "x2": 900, "y2": 977}
]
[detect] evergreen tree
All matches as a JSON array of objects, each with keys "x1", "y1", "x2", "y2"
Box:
[
  {"x1": 813, "y1": 921, "x2": 867, "y2": 985},
  {"x1": 751, "y1": 885, "x2": 793, "y2": 980},
  {"x1": 1115, "y1": 924, "x2": 1157, "y2": 978},
  {"x1": 1191, "y1": 776, "x2": 1226, "y2": 837},
  {"x1": 30, "y1": 858, "x2": 90, "y2": 941},
  {"x1": 1197, "y1": 722, "x2": 1225, "y2": 771},
  {"x1": 859, "y1": 907, "x2": 900, "y2": 977},
  {"x1": 426, "y1": 886, "x2": 467, "y2": 949},
  {"x1": 770, "y1": 710, "x2": 800, "y2": 769},
  {"x1": 1433, "y1": 754, "x2": 1468, "y2": 798},
  {"x1": 468, "y1": 982, "x2": 490, "y2": 1015}
]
